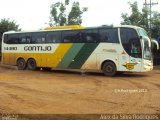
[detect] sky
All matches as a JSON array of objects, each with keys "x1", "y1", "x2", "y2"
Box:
[{"x1": 0, "y1": 0, "x2": 159, "y2": 30}]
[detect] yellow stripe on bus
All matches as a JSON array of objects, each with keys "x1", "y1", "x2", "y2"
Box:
[{"x1": 51, "y1": 43, "x2": 73, "y2": 67}]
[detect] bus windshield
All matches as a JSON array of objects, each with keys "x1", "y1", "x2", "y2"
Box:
[
  {"x1": 137, "y1": 28, "x2": 152, "y2": 60},
  {"x1": 137, "y1": 28, "x2": 148, "y2": 37}
]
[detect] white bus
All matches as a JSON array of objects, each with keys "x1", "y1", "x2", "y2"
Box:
[{"x1": 1, "y1": 25, "x2": 153, "y2": 76}]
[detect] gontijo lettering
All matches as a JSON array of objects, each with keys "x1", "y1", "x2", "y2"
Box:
[{"x1": 24, "y1": 46, "x2": 52, "y2": 51}]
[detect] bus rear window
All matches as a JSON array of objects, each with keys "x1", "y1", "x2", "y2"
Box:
[{"x1": 4, "y1": 34, "x2": 20, "y2": 44}]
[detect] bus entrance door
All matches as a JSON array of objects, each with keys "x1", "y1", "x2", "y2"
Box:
[{"x1": 119, "y1": 51, "x2": 130, "y2": 71}]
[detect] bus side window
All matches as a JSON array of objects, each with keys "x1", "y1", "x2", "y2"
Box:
[
  {"x1": 19, "y1": 33, "x2": 32, "y2": 44},
  {"x1": 63, "y1": 36, "x2": 71, "y2": 43},
  {"x1": 6, "y1": 34, "x2": 20, "y2": 44},
  {"x1": 4, "y1": 34, "x2": 8, "y2": 44},
  {"x1": 99, "y1": 28, "x2": 119, "y2": 43},
  {"x1": 21, "y1": 37, "x2": 26, "y2": 43},
  {"x1": 81, "y1": 29, "x2": 99, "y2": 43},
  {"x1": 86, "y1": 35, "x2": 92, "y2": 42},
  {"x1": 62, "y1": 30, "x2": 80, "y2": 43},
  {"x1": 32, "y1": 32, "x2": 46, "y2": 44},
  {"x1": 26, "y1": 36, "x2": 31, "y2": 43},
  {"x1": 46, "y1": 31, "x2": 61, "y2": 43}
]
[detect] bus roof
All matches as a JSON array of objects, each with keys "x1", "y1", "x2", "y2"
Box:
[
  {"x1": 44, "y1": 25, "x2": 84, "y2": 30},
  {"x1": 3, "y1": 25, "x2": 142, "y2": 35}
]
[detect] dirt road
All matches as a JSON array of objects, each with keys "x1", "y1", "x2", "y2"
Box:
[{"x1": 0, "y1": 65, "x2": 160, "y2": 115}]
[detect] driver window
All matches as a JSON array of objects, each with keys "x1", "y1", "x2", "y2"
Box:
[{"x1": 120, "y1": 28, "x2": 142, "y2": 58}]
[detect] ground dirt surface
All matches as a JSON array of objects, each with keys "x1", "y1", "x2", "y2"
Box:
[{"x1": 0, "y1": 65, "x2": 160, "y2": 119}]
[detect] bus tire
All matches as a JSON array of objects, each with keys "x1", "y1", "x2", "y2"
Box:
[
  {"x1": 27, "y1": 58, "x2": 37, "y2": 70},
  {"x1": 17, "y1": 58, "x2": 26, "y2": 70},
  {"x1": 102, "y1": 61, "x2": 117, "y2": 76}
]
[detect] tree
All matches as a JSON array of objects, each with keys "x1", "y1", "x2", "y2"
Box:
[
  {"x1": 151, "y1": 11, "x2": 160, "y2": 38},
  {"x1": 49, "y1": 0, "x2": 87, "y2": 26},
  {"x1": 121, "y1": 1, "x2": 160, "y2": 38},
  {"x1": 121, "y1": 2, "x2": 141, "y2": 26},
  {"x1": 0, "y1": 18, "x2": 20, "y2": 38}
]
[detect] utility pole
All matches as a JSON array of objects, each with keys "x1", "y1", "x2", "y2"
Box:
[{"x1": 144, "y1": 0, "x2": 158, "y2": 37}]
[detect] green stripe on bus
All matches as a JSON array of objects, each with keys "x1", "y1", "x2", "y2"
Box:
[
  {"x1": 68, "y1": 43, "x2": 99, "y2": 69},
  {"x1": 57, "y1": 43, "x2": 85, "y2": 68}
]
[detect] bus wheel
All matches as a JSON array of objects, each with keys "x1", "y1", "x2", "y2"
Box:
[
  {"x1": 17, "y1": 58, "x2": 26, "y2": 70},
  {"x1": 102, "y1": 61, "x2": 117, "y2": 76},
  {"x1": 27, "y1": 58, "x2": 37, "y2": 70}
]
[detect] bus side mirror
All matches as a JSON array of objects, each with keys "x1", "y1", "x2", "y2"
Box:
[{"x1": 151, "y1": 39, "x2": 159, "y2": 50}]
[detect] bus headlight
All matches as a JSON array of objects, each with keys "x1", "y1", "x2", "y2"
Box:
[{"x1": 143, "y1": 60, "x2": 153, "y2": 71}]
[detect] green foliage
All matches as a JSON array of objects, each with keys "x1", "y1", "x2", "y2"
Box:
[
  {"x1": 121, "y1": 1, "x2": 160, "y2": 38},
  {"x1": 151, "y1": 11, "x2": 160, "y2": 38},
  {"x1": 121, "y1": 2, "x2": 141, "y2": 25},
  {"x1": 49, "y1": 0, "x2": 88, "y2": 26},
  {"x1": 68, "y1": 2, "x2": 87, "y2": 25},
  {"x1": 0, "y1": 18, "x2": 20, "y2": 38}
]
